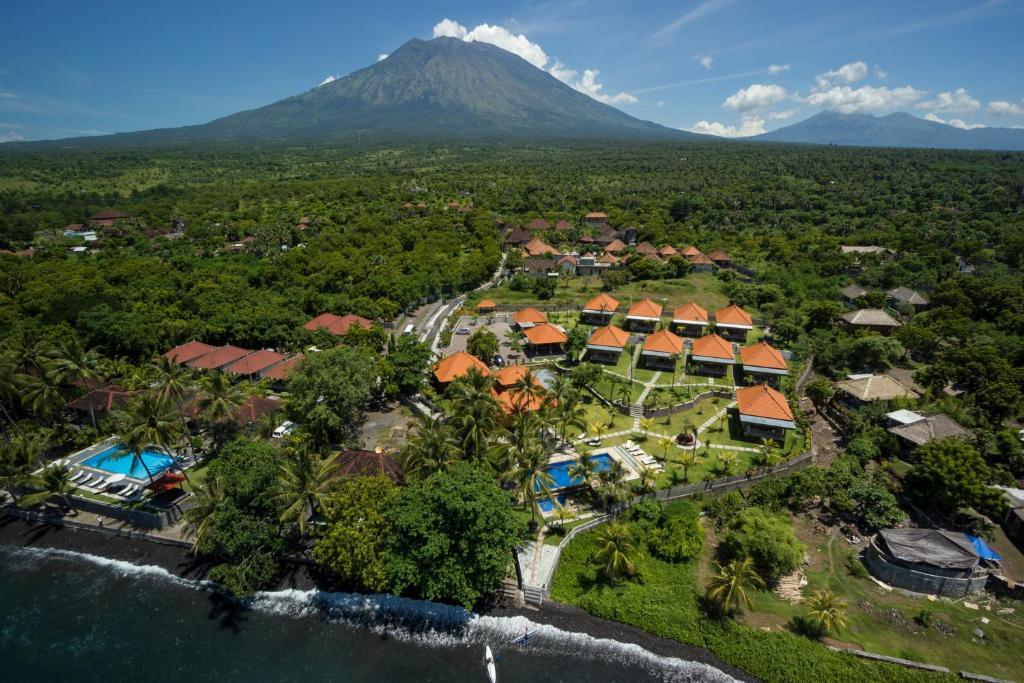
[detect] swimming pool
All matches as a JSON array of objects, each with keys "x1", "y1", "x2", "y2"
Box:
[
  {"x1": 82, "y1": 446, "x2": 176, "y2": 480},
  {"x1": 540, "y1": 452, "x2": 614, "y2": 492},
  {"x1": 532, "y1": 368, "x2": 556, "y2": 389},
  {"x1": 537, "y1": 492, "x2": 569, "y2": 513}
]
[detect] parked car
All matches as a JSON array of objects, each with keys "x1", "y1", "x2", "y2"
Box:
[
  {"x1": 455, "y1": 327, "x2": 471, "y2": 335},
  {"x1": 493, "y1": 354, "x2": 505, "y2": 367}
]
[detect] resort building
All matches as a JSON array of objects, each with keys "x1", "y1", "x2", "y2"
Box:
[
  {"x1": 554, "y1": 255, "x2": 577, "y2": 274},
  {"x1": 233, "y1": 395, "x2": 284, "y2": 426},
  {"x1": 604, "y1": 238, "x2": 626, "y2": 255},
  {"x1": 835, "y1": 374, "x2": 919, "y2": 407},
  {"x1": 586, "y1": 325, "x2": 630, "y2": 364},
  {"x1": 526, "y1": 218, "x2": 552, "y2": 231},
  {"x1": 640, "y1": 329, "x2": 684, "y2": 370},
  {"x1": 512, "y1": 306, "x2": 549, "y2": 330},
  {"x1": 686, "y1": 250, "x2": 714, "y2": 272},
  {"x1": 433, "y1": 351, "x2": 490, "y2": 386},
  {"x1": 840, "y1": 284, "x2": 867, "y2": 305},
  {"x1": 658, "y1": 245, "x2": 679, "y2": 258},
  {"x1": 224, "y1": 349, "x2": 286, "y2": 381},
  {"x1": 671, "y1": 302, "x2": 709, "y2": 337},
  {"x1": 492, "y1": 365, "x2": 548, "y2": 413},
  {"x1": 887, "y1": 414, "x2": 968, "y2": 451},
  {"x1": 584, "y1": 211, "x2": 608, "y2": 224},
  {"x1": 739, "y1": 341, "x2": 788, "y2": 385},
  {"x1": 714, "y1": 304, "x2": 754, "y2": 342},
  {"x1": 708, "y1": 249, "x2": 732, "y2": 268},
  {"x1": 624, "y1": 298, "x2": 663, "y2": 332},
  {"x1": 187, "y1": 345, "x2": 252, "y2": 371},
  {"x1": 304, "y1": 312, "x2": 373, "y2": 337},
  {"x1": 635, "y1": 242, "x2": 658, "y2": 256},
  {"x1": 164, "y1": 341, "x2": 217, "y2": 365},
  {"x1": 886, "y1": 286, "x2": 930, "y2": 310},
  {"x1": 67, "y1": 385, "x2": 132, "y2": 423},
  {"x1": 689, "y1": 333, "x2": 735, "y2": 376},
  {"x1": 476, "y1": 299, "x2": 497, "y2": 314},
  {"x1": 840, "y1": 308, "x2": 902, "y2": 334},
  {"x1": 505, "y1": 227, "x2": 532, "y2": 249},
  {"x1": 262, "y1": 354, "x2": 303, "y2": 386},
  {"x1": 735, "y1": 384, "x2": 796, "y2": 440},
  {"x1": 523, "y1": 237, "x2": 557, "y2": 257},
  {"x1": 522, "y1": 323, "x2": 568, "y2": 356},
  {"x1": 333, "y1": 450, "x2": 404, "y2": 484},
  {"x1": 581, "y1": 293, "x2": 620, "y2": 324}
]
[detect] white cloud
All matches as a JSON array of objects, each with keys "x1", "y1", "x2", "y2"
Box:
[
  {"x1": 767, "y1": 64, "x2": 790, "y2": 75},
  {"x1": 0, "y1": 131, "x2": 24, "y2": 143},
  {"x1": 873, "y1": 65, "x2": 888, "y2": 80},
  {"x1": 377, "y1": 53, "x2": 389, "y2": 62},
  {"x1": 803, "y1": 84, "x2": 925, "y2": 113},
  {"x1": 653, "y1": 0, "x2": 736, "y2": 42},
  {"x1": 924, "y1": 112, "x2": 985, "y2": 130},
  {"x1": 723, "y1": 84, "x2": 791, "y2": 112},
  {"x1": 655, "y1": 100, "x2": 665, "y2": 107},
  {"x1": 988, "y1": 100, "x2": 1024, "y2": 116},
  {"x1": 688, "y1": 114, "x2": 766, "y2": 138},
  {"x1": 814, "y1": 61, "x2": 868, "y2": 90},
  {"x1": 698, "y1": 55, "x2": 714, "y2": 69},
  {"x1": 433, "y1": 18, "x2": 548, "y2": 68},
  {"x1": 432, "y1": 18, "x2": 637, "y2": 105},
  {"x1": 916, "y1": 87, "x2": 980, "y2": 113},
  {"x1": 318, "y1": 75, "x2": 337, "y2": 87},
  {"x1": 768, "y1": 108, "x2": 798, "y2": 120}
]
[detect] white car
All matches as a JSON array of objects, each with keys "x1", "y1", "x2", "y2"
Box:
[{"x1": 273, "y1": 421, "x2": 296, "y2": 438}]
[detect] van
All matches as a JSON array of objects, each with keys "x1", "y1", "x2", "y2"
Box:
[{"x1": 403, "y1": 324, "x2": 416, "y2": 336}]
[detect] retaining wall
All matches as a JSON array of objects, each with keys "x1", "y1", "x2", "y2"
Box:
[
  {"x1": 67, "y1": 495, "x2": 168, "y2": 529},
  {"x1": 864, "y1": 539, "x2": 987, "y2": 598}
]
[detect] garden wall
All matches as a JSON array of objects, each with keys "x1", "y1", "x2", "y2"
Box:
[
  {"x1": 68, "y1": 495, "x2": 168, "y2": 529},
  {"x1": 642, "y1": 390, "x2": 733, "y2": 418}
]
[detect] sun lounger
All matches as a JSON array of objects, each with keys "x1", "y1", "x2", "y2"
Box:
[
  {"x1": 123, "y1": 484, "x2": 141, "y2": 498},
  {"x1": 78, "y1": 474, "x2": 99, "y2": 488},
  {"x1": 69, "y1": 471, "x2": 88, "y2": 483}
]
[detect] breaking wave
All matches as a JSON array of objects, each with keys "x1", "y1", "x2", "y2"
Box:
[{"x1": 3, "y1": 545, "x2": 735, "y2": 682}]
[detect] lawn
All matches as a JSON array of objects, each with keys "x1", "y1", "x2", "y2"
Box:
[
  {"x1": 550, "y1": 515, "x2": 946, "y2": 682},
  {"x1": 738, "y1": 515, "x2": 1024, "y2": 681},
  {"x1": 579, "y1": 399, "x2": 632, "y2": 435}
]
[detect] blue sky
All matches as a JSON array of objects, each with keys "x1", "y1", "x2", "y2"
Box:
[{"x1": 2, "y1": 0, "x2": 1023, "y2": 142}]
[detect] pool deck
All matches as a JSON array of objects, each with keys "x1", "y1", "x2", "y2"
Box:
[{"x1": 58, "y1": 438, "x2": 191, "y2": 502}]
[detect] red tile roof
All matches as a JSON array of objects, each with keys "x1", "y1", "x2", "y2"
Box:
[
  {"x1": 735, "y1": 384, "x2": 794, "y2": 422},
  {"x1": 434, "y1": 351, "x2": 490, "y2": 384},
  {"x1": 476, "y1": 299, "x2": 497, "y2": 310},
  {"x1": 740, "y1": 342, "x2": 787, "y2": 371},
  {"x1": 334, "y1": 450, "x2": 403, "y2": 483},
  {"x1": 555, "y1": 220, "x2": 573, "y2": 230},
  {"x1": 687, "y1": 252, "x2": 714, "y2": 266},
  {"x1": 523, "y1": 323, "x2": 568, "y2": 346},
  {"x1": 673, "y1": 302, "x2": 709, "y2": 324},
  {"x1": 627, "y1": 298, "x2": 663, "y2": 320},
  {"x1": 189, "y1": 345, "x2": 252, "y2": 370},
  {"x1": 588, "y1": 325, "x2": 629, "y2": 349},
  {"x1": 512, "y1": 307, "x2": 548, "y2": 326},
  {"x1": 262, "y1": 354, "x2": 304, "y2": 381},
  {"x1": 303, "y1": 313, "x2": 373, "y2": 336},
  {"x1": 583, "y1": 293, "x2": 619, "y2": 313},
  {"x1": 643, "y1": 329, "x2": 684, "y2": 355},
  {"x1": 164, "y1": 341, "x2": 217, "y2": 365},
  {"x1": 233, "y1": 395, "x2": 283, "y2": 425},
  {"x1": 690, "y1": 333, "x2": 734, "y2": 360},
  {"x1": 225, "y1": 349, "x2": 286, "y2": 376},
  {"x1": 658, "y1": 245, "x2": 679, "y2": 257},
  {"x1": 715, "y1": 304, "x2": 753, "y2": 327},
  {"x1": 494, "y1": 365, "x2": 531, "y2": 387},
  {"x1": 708, "y1": 249, "x2": 732, "y2": 262},
  {"x1": 66, "y1": 385, "x2": 131, "y2": 413}
]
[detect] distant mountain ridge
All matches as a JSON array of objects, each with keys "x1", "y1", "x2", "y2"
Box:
[
  {"x1": 755, "y1": 111, "x2": 1024, "y2": 151},
  {"x1": 12, "y1": 37, "x2": 693, "y2": 147}
]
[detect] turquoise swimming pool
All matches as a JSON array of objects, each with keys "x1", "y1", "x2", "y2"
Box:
[
  {"x1": 539, "y1": 453, "x2": 614, "y2": 492},
  {"x1": 83, "y1": 446, "x2": 175, "y2": 480}
]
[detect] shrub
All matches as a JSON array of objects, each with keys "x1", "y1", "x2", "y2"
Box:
[
  {"x1": 649, "y1": 502, "x2": 704, "y2": 562},
  {"x1": 720, "y1": 507, "x2": 805, "y2": 581},
  {"x1": 846, "y1": 554, "x2": 869, "y2": 579}
]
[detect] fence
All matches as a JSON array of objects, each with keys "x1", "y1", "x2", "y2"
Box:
[{"x1": 537, "y1": 449, "x2": 814, "y2": 600}]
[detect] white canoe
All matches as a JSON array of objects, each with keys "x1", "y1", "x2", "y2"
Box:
[{"x1": 484, "y1": 645, "x2": 496, "y2": 683}]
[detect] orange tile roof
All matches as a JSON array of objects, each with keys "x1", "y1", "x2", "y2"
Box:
[
  {"x1": 643, "y1": 329, "x2": 684, "y2": 355},
  {"x1": 304, "y1": 312, "x2": 373, "y2": 336},
  {"x1": 494, "y1": 365, "x2": 531, "y2": 387},
  {"x1": 434, "y1": 351, "x2": 490, "y2": 384},
  {"x1": 494, "y1": 388, "x2": 548, "y2": 414},
  {"x1": 188, "y1": 345, "x2": 252, "y2": 370},
  {"x1": 740, "y1": 342, "x2": 787, "y2": 371},
  {"x1": 715, "y1": 304, "x2": 753, "y2": 327},
  {"x1": 673, "y1": 302, "x2": 709, "y2": 323},
  {"x1": 681, "y1": 246, "x2": 703, "y2": 257},
  {"x1": 627, "y1": 298, "x2": 663, "y2": 320},
  {"x1": 476, "y1": 299, "x2": 497, "y2": 310},
  {"x1": 584, "y1": 211, "x2": 608, "y2": 219},
  {"x1": 604, "y1": 239, "x2": 626, "y2": 254},
  {"x1": 690, "y1": 334, "x2": 734, "y2": 360},
  {"x1": 735, "y1": 384, "x2": 794, "y2": 422},
  {"x1": 598, "y1": 253, "x2": 619, "y2": 264},
  {"x1": 262, "y1": 354, "x2": 304, "y2": 381},
  {"x1": 523, "y1": 237, "x2": 557, "y2": 256},
  {"x1": 687, "y1": 252, "x2": 714, "y2": 266},
  {"x1": 512, "y1": 307, "x2": 548, "y2": 326},
  {"x1": 635, "y1": 242, "x2": 658, "y2": 255},
  {"x1": 583, "y1": 293, "x2": 620, "y2": 313},
  {"x1": 225, "y1": 349, "x2": 286, "y2": 376},
  {"x1": 523, "y1": 323, "x2": 568, "y2": 345},
  {"x1": 164, "y1": 341, "x2": 217, "y2": 365},
  {"x1": 658, "y1": 245, "x2": 679, "y2": 257},
  {"x1": 588, "y1": 325, "x2": 630, "y2": 348}
]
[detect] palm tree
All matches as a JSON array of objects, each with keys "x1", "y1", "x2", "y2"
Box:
[
  {"x1": 592, "y1": 522, "x2": 639, "y2": 584},
  {"x1": 568, "y1": 451, "x2": 597, "y2": 488},
  {"x1": 271, "y1": 446, "x2": 341, "y2": 536},
  {"x1": 196, "y1": 371, "x2": 246, "y2": 425},
  {"x1": 804, "y1": 590, "x2": 849, "y2": 636},
  {"x1": 124, "y1": 394, "x2": 187, "y2": 480},
  {"x1": 48, "y1": 338, "x2": 105, "y2": 430},
  {"x1": 615, "y1": 380, "x2": 632, "y2": 406},
  {"x1": 20, "y1": 373, "x2": 65, "y2": 425},
  {"x1": 682, "y1": 423, "x2": 699, "y2": 458},
  {"x1": 679, "y1": 450, "x2": 698, "y2": 482},
  {"x1": 116, "y1": 429, "x2": 157, "y2": 483},
  {"x1": 400, "y1": 413, "x2": 458, "y2": 479},
  {"x1": 636, "y1": 466, "x2": 657, "y2": 493},
  {"x1": 717, "y1": 451, "x2": 738, "y2": 476},
  {"x1": 639, "y1": 417, "x2": 653, "y2": 439},
  {"x1": 0, "y1": 437, "x2": 43, "y2": 502},
  {"x1": 706, "y1": 557, "x2": 765, "y2": 615},
  {"x1": 516, "y1": 445, "x2": 555, "y2": 527},
  {"x1": 0, "y1": 353, "x2": 27, "y2": 437},
  {"x1": 182, "y1": 476, "x2": 226, "y2": 555},
  {"x1": 658, "y1": 436, "x2": 673, "y2": 462},
  {"x1": 147, "y1": 355, "x2": 195, "y2": 431},
  {"x1": 511, "y1": 371, "x2": 547, "y2": 414},
  {"x1": 18, "y1": 463, "x2": 76, "y2": 513},
  {"x1": 587, "y1": 420, "x2": 609, "y2": 444},
  {"x1": 555, "y1": 398, "x2": 586, "y2": 443}
]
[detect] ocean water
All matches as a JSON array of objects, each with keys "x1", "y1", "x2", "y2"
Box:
[{"x1": 0, "y1": 545, "x2": 735, "y2": 683}]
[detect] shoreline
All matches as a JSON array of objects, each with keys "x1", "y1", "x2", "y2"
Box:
[{"x1": 0, "y1": 515, "x2": 756, "y2": 682}]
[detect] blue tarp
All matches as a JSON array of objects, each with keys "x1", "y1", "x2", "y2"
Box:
[{"x1": 966, "y1": 535, "x2": 1003, "y2": 562}]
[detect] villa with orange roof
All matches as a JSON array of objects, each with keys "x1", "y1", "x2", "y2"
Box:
[
  {"x1": 303, "y1": 312, "x2": 373, "y2": 337},
  {"x1": 187, "y1": 345, "x2": 252, "y2": 371},
  {"x1": 511, "y1": 306, "x2": 548, "y2": 329},
  {"x1": 522, "y1": 323, "x2": 568, "y2": 356},
  {"x1": 604, "y1": 238, "x2": 626, "y2": 254},
  {"x1": 735, "y1": 384, "x2": 796, "y2": 440},
  {"x1": 708, "y1": 249, "x2": 732, "y2": 267},
  {"x1": 225, "y1": 349, "x2": 287, "y2": 381},
  {"x1": 522, "y1": 237, "x2": 557, "y2": 257},
  {"x1": 586, "y1": 325, "x2": 630, "y2": 364},
  {"x1": 640, "y1": 329, "x2": 684, "y2": 370},
  {"x1": 671, "y1": 302, "x2": 709, "y2": 337},
  {"x1": 740, "y1": 341, "x2": 789, "y2": 385},
  {"x1": 476, "y1": 299, "x2": 496, "y2": 313},
  {"x1": 581, "y1": 293, "x2": 619, "y2": 324},
  {"x1": 492, "y1": 365, "x2": 548, "y2": 413},
  {"x1": 714, "y1": 304, "x2": 754, "y2": 342},
  {"x1": 688, "y1": 333, "x2": 735, "y2": 376},
  {"x1": 624, "y1": 298, "x2": 662, "y2": 332},
  {"x1": 635, "y1": 242, "x2": 658, "y2": 256},
  {"x1": 433, "y1": 351, "x2": 490, "y2": 386},
  {"x1": 658, "y1": 245, "x2": 679, "y2": 258},
  {"x1": 164, "y1": 341, "x2": 217, "y2": 366},
  {"x1": 262, "y1": 354, "x2": 304, "y2": 385}
]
